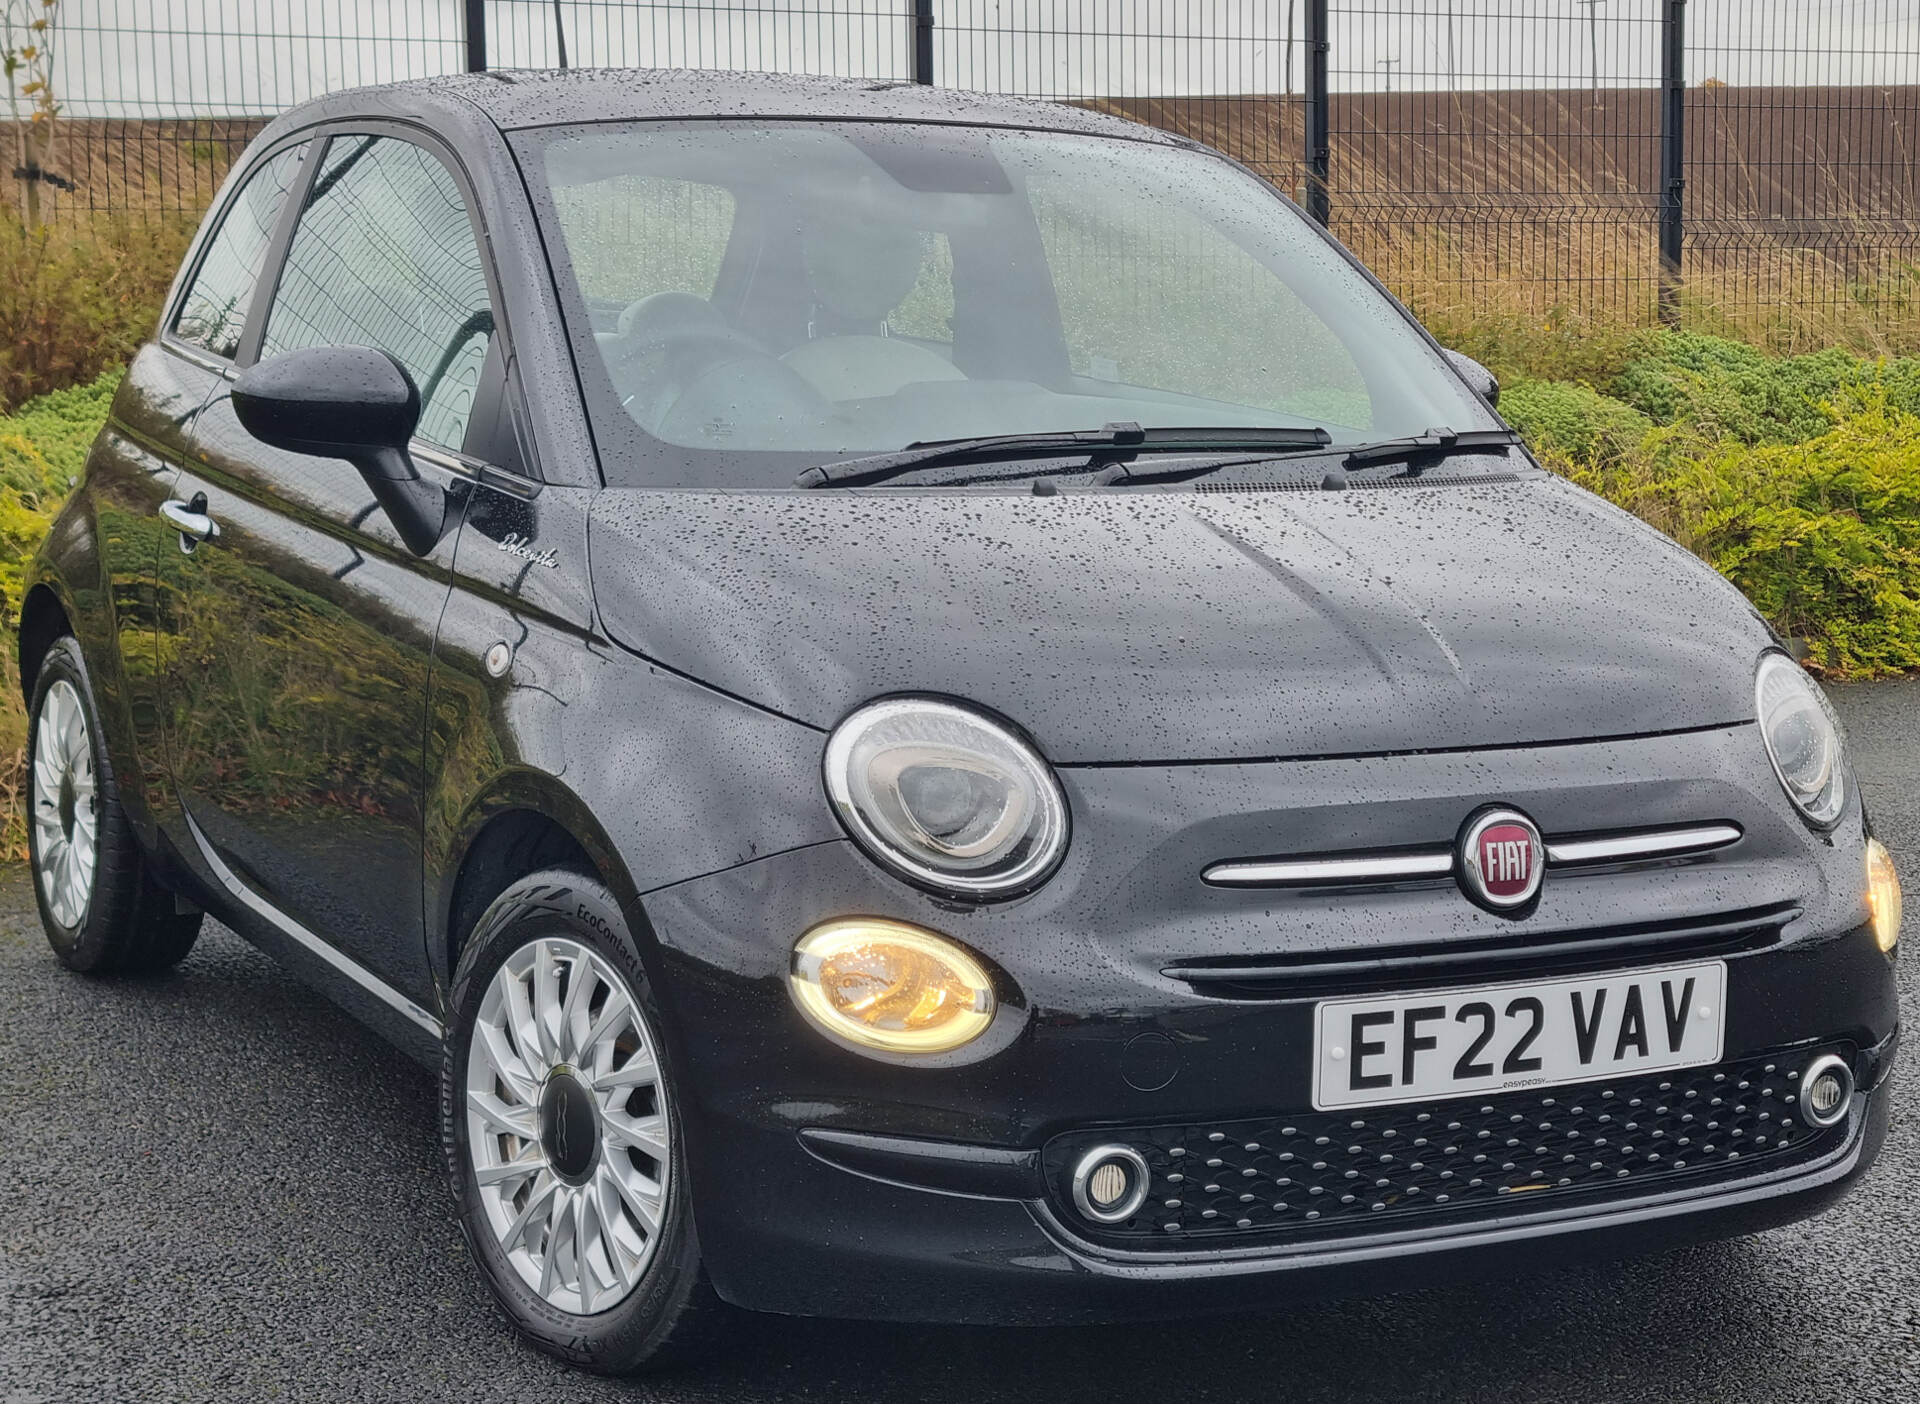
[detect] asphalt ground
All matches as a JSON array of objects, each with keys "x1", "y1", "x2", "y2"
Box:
[{"x1": 4, "y1": 679, "x2": 1917, "y2": 1403}]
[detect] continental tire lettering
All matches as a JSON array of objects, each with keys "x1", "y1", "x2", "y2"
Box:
[{"x1": 576, "y1": 902, "x2": 615, "y2": 941}]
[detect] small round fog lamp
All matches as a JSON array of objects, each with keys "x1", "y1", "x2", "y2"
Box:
[
  {"x1": 1867, "y1": 837, "x2": 1902, "y2": 956},
  {"x1": 1799, "y1": 1054, "x2": 1854, "y2": 1130},
  {"x1": 789, "y1": 919, "x2": 995, "y2": 1054},
  {"x1": 1070, "y1": 1145, "x2": 1150, "y2": 1224}
]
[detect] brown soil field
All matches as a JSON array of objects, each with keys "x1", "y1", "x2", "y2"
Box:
[
  {"x1": 1096, "y1": 85, "x2": 1920, "y2": 332},
  {"x1": 1100, "y1": 85, "x2": 1919, "y2": 223}
]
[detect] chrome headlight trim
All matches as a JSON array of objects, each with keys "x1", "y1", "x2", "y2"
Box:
[
  {"x1": 1754, "y1": 651, "x2": 1847, "y2": 828},
  {"x1": 824, "y1": 697, "x2": 1069, "y2": 899}
]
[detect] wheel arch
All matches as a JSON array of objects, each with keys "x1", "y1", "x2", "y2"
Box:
[
  {"x1": 18, "y1": 582, "x2": 73, "y2": 700},
  {"x1": 434, "y1": 769, "x2": 652, "y2": 989}
]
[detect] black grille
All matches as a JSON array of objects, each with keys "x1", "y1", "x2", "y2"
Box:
[
  {"x1": 1044, "y1": 1046, "x2": 1849, "y2": 1250},
  {"x1": 1164, "y1": 904, "x2": 1794, "y2": 1000}
]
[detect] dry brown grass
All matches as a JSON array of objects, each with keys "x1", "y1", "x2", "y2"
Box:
[
  {"x1": 1088, "y1": 85, "x2": 1920, "y2": 361},
  {"x1": 1357, "y1": 217, "x2": 1920, "y2": 382},
  {"x1": 3, "y1": 117, "x2": 264, "y2": 224}
]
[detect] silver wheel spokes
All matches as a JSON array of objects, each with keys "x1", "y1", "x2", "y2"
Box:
[
  {"x1": 466, "y1": 936, "x2": 669, "y2": 1316},
  {"x1": 31, "y1": 679, "x2": 97, "y2": 930}
]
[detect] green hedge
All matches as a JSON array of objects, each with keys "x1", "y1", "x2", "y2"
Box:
[
  {"x1": 1608, "y1": 332, "x2": 1920, "y2": 446},
  {"x1": 1497, "y1": 378, "x2": 1653, "y2": 467},
  {"x1": 0, "y1": 370, "x2": 119, "y2": 630},
  {"x1": 1504, "y1": 332, "x2": 1920, "y2": 676},
  {"x1": 0, "y1": 371, "x2": 122, "y2": 852}
]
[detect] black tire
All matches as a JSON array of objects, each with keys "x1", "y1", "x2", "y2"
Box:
[
  {"x1": 441, "y1": 868, "x2": 725, "y2": 1373},
  {"x1": 26, "y1": 635, "x2": 202, "y2": 975}
]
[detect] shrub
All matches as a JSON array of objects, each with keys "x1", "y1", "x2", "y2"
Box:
[
  {"x1": 0, "y1": 369, "x2": 114, "y2": 855},
  {"x1": 1555, "y1": 389, "x2": 1920, "y2": 677},
  {"x1": 1610, "y1": 330, "x2": 1920, "y2": 446},
  {"x1": 1688, "y1": 393, "x2": 1920, "y2": 676},
  {"x1": 1499, "y1": 377, "x2": 1653, "y2": 467},
  {"x1": 0, "y1": 214, "x2": 191, "y2": 413},
  {"x1": 0, "y1": 368, "x2": 111, "y2": 620}
]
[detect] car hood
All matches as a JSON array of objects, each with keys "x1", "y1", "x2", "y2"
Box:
[{"x1": 587, "y1": 470, "x2": 1772, "y2": 764}]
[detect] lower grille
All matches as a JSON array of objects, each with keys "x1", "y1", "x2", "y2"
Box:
[{"x1": 1044, "y1": 1045, "x2": 1850, "y2": 1250}]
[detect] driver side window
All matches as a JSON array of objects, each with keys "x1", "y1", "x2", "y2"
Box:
[{"x1": 260, "y1": 135, "x2": 496, "y2": 452}]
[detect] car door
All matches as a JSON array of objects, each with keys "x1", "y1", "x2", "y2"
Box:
[
  {"x1": 80, "y1": 138, "x2": 310, "y2": 838},
  {"x1": 156, "y1": 131, "x2": 501, "y2": 1002}
]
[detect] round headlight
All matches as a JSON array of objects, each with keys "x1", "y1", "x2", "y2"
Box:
[
  {"x1": 790, "y1": 919, "x2": 996, "y2": 1053},
  {"x1": 824, "y1": 698, "x2": 1068, "y2": 898},
  {"x1": 1755, "y1": 652, "x2": 1847, "y2": 826}
]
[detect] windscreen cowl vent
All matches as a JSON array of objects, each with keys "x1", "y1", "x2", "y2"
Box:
[{"x1": 1196, "y1": 471, "x2": 1523, "y2": 494}]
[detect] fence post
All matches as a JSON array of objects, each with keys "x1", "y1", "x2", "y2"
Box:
[
  {"x1": 1302, "y1": 0, "x2": 1331, "y2": 226},
  {"x1": 911, "y1": 0, "x2": 934, "y2": 84},
  {"x1": 464, "y1": 0, "x2": 487, "y2": 71},
  {"x1": 1658, "y1": 0, "x2": 1686, "y2": 323}
]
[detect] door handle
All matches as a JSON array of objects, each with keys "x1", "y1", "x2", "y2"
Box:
[{"x1": 159, "y1": 497, "x2": 220, "y2": 547}]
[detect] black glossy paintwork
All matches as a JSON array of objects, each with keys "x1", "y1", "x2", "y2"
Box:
[
  {"x1": 684, "y1": 1074, "x2": 1896, "y2": 1324},
  {"x1": 638, "y1": 727, "x2": 1891, "y2": 1141},
  {"x1": 230, "y1": 344, "x2": 422, "y2": 458},
  {"x1": 158, "y1": 382, "x2": 462, "y2": 997},
  {"x1": 45, "y1": 346, "x2": 221, "y2": 846},
  {"x1": 17, "y1": 71, "x2": 1898, "y2": 1329},
  {"x1": 425, "y1": 475, "x2": 839, "y2": 1002},
  {"x1": 587, "y1": 469, "x2": 1772, "y2": 763}
]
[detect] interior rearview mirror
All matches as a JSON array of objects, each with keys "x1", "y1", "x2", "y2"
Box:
[
  {"x1": 1441, "y1": 348, "x2": 1499, "y2": 409},
  {"x1": 231, "y1": 345, "x2": 448, "y2": 556}
]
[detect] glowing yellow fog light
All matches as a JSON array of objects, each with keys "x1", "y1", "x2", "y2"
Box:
[
  {"x1": 1868, "y1": 838, "x2": 1902, "y2": 956},
  {"x1": 790, "y1": 919, "x2": 996, "y2": 1053}
]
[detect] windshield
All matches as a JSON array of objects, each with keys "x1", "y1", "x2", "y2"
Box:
[{"x1": 516, "y1": 120, "x2": 1498, "y2": 487}]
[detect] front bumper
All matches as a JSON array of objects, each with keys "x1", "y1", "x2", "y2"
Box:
[
  {"x1": 693, "y1": 1047, "x2": 1892, "y2": 1325},
  {"x1": 635, "y1": 727, "x2": 1900, "y2": 1323}
]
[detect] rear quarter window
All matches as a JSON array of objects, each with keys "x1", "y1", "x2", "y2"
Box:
[{"x1": 171, "y1": 141, "x2": 309, "y2": 360}]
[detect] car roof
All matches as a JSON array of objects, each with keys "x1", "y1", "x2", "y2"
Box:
[{"x1": 258, "y1": 67, "x2": 1184, "y2": 144}]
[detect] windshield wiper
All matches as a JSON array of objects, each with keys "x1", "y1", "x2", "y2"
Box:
[
  {"x1": 793, "y1": 422, "x2": 1332, "y2": 488},
  {"x1": 1094, "y1": 426, "x2": 1518, "y2": 488},
  {"x1": 1339, "y1": 427, "x2": 1520, "y2": 471}
]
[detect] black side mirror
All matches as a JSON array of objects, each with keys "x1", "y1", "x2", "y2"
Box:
[
  {"x1": 232, "y1": 345, "x2": 448, "y2": 556},
  {"x1": 1442, "y1": 348, "x2": 1500, "y2": 410}
]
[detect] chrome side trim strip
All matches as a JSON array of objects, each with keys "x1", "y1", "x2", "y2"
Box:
[
  {"x1": 1203, "y1": 851, "x2": 1454, "y2": 887},
  {"x1": 182, "y1": 808, "x2": 442, "y2": 1035},
  {"x1": 1546, "y1": 824, "x2": 1744, "y2": 866},
  {"x1": 159, "y1": 334, "x2": 237, "y2": 379}
]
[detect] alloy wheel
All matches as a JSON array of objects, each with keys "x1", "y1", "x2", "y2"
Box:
[
  {"x1": 31, "y1": 679, "x2": 97, "y2": 930},
  {"x1": 465, "y1": 936, "x2": 670, "y2": 1316}
]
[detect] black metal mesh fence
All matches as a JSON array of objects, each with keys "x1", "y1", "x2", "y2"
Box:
[
  {"x1": 1324, "y1": 1, "x2": 1669, "y2": 324},
  {"x1": 10, "y1": 0, "x2": 1918, "y2": 344},
  {"x1": 28, "y1": 0, "x2": 464, "y2": 219},
  {"x1": 1684, "y1": 0, "x2": 1920, "y2": 340},
  {"x1": 933, "y1": 0, "x2": 1304, "y2": 196},
  {"x1": 483, "y1": 1, "x2": 911, "y2": 76}
]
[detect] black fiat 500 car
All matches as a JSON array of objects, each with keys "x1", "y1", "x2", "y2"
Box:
[{"x1": 22, "y1": 71, "x2": 1900, "y2": 1372}]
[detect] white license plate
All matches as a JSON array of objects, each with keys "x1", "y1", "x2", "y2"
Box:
[{"x1": 1312, "y1": 960, "x2": 1727, "y2": 1111}]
